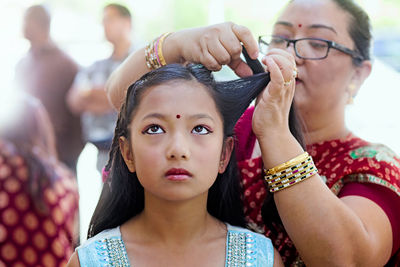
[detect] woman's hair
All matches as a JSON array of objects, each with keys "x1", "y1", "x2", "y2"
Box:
[
  {"x1": 0, "y1": 94, "x2": 58, "y2": 214},
  {"x1": 332, "y1": 0, "x2": 372, "y2": 66},
  {"x1": 88, "y1": 64, "x2": 305, "y2": 238}
]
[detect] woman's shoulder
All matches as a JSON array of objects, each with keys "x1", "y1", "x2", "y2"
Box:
[
  {"x1": 0, "y1": 140, "x2": 28, "y2": 180},
  {"x1": 226, "y1": 224, "x2": 274, "y2": 266},
  {"x1": 234, "y1": 106, "x2": 257, "y2": 161},
  {"x1": 349, "y1": 141, "x2": 400, "y2": 164}
]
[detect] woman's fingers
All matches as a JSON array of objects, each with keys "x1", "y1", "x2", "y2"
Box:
[
  {"x1": 176, "y1": 22, "x2": 261, "y2": 74},
  {"x1": 228, "y1": 58, "x2": 254, "y2": 77},
  {"x1": 231, "y1": 23, "x2": 259, "y2": 59},
  {"x1": 206, "y1": 38, "x2": 233, "y2": 66},
  {"x1": 263, "y1": 52, "x2": 296, "y2": 83}
]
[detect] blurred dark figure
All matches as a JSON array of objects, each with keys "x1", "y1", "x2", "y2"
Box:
[
  {"x1": 15, "y1": 4, "x2": 84, "y2": 172},
  {"x1": 0, "y1": 93, "x2": 79, "y2": 267},
  {"x1": 67, "y1": 3, "x2": 133, "y2": 173}
]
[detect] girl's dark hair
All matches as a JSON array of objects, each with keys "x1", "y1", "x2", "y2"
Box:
[
  {"x1": 0, "y1": 95, "x2": 58, "y2": 215},
  {"x1": 332, "y1": 0, "x2": 372, "y2": 66},
  {"x1": 88, "y1": 64, "x2": 304, "y2": 238}
]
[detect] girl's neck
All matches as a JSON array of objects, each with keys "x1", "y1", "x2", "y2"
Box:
[{"x1": 122, "y1": 193, "x2": 225, "y2": 246}]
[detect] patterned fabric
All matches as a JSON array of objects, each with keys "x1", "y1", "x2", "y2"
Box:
[
  {"x1": 0, "y1": 140, "x2": 79, "y2": 267},
  {"x1": 77, "y1": 224, "x2": 274, "y2": 266},
  {"x1": 235, "y1": 106, "x2": 400, "y2": 266},
  {"x1": 77, "y1": 228, "x2": 130, "y2": 267}
]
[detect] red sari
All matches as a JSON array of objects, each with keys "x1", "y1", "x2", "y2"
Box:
[
  {"x1": 235, "y1": 106, "x2": 400, "y2": 266},
  {"x1": 0, "y1": 140, "x2": 79, "y2": 267}
]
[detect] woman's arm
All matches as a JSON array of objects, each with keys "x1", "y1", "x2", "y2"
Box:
[
  {"x1": 252, "y1": 52, "x2": 393, "y2": 265},
  {"x1": 105, "y1": 22, "x2": 258, "y2": 110}
]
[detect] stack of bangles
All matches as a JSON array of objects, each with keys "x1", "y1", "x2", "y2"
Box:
[
  {"x1": 264, "y1": 152, "x2": 318, "y2": 193},
  {"x1": 145, "y1": 32, "x2": 172, "y2": 70}
]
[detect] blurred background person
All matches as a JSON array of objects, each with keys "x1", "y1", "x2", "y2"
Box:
[
  {"x1": 15, "y1": 4, "x2": 84, "y2": 173},
  {"x1": 0, "y1": 93, "x2": 79, "y2": 267},
  {"x1": 67, "y1": 3, "x2": 134, "y2": 174}
]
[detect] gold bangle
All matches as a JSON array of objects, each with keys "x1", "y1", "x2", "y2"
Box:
[
  {"x1": 264, "y1": 152, "x2": 309, "y2": 176},
  {"x1": 145, "y1": 32, "x2": 172, "y2": 70},
  {"x1": 264, "y1": 154, "x2": 318, "y2": 193},
  {"x1": 268, "y1": 158, "x2": 312, "y2": 186},
  {"x1": 157, "y1": 32, "x2": 172, "y2": 66}
]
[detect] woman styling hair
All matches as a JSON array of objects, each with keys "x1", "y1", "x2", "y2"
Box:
[{"x1": 105, "y1": 1, "x2": 400, "y2": 266}]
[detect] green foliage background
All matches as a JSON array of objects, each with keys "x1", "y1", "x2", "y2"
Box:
[{"x1": 25, "y1": 0, "x2": 399, "y2": 41}]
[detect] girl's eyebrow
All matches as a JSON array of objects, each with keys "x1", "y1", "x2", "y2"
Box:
[
  {"x1": 275, "y1": 21, "x2": 337, "y2": 34},
  {"x1": 189, "y1": 114, "x2": 215, "y2": 122},
  {"x1": 142, "y1": 113, "x2": 165, "y2": 120}
]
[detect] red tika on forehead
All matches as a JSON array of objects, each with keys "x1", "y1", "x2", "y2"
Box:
[
  {"x1": 298, "y1": 24, "x2": 302, "y2": 28},
  {"x1": 176, "y1": 114, "x2": 181, "y2": 119}
]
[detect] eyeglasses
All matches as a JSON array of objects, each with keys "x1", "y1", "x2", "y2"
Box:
[{"x1": 258, "y1": 35, "x2": 364, "y2": 62}]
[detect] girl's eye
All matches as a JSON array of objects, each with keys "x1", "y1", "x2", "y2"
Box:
[
  {"x1": 144, "y1": 125, "x2": 164, "y2": 135},
  {"x1": 192, "y1": 125, "x2": 211, "y2": 135}
]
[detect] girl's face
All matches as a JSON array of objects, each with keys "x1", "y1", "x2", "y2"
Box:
[
  {"x1": 120, "y1": 81, "x2": 232, "y2": 202},
  {"x1": 271, "y1": 0, "x2": 371, "y2": 126}
]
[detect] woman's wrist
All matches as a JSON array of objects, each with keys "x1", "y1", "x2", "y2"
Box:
[
  {"x1": 162, "y1": 31, "x2": 184, "y2": 65},
  {"x1": 258, "y1": 132, "x2": 304, "y2": 170}
]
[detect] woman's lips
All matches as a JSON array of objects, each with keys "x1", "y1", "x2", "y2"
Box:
[{"x1": 165, "y1": 168, "x2": 193, "y2": 181}]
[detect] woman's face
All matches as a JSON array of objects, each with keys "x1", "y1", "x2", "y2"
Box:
[
  {"x1": 272, "y1": 0, "x2": 369, "y2": 124},
  {"x1": 120, "y1": 81, "x2": 231, "y2": 203}
]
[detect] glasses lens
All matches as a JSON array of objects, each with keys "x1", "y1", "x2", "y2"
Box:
[
  {"x1": 259, "y1": 35, "x2": 287, "y2": 54},
  {"x1": 296, "y1": 39, "x2": 329, "y2": 59}
]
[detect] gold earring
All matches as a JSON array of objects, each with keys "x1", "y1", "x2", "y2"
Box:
[{"x1": 347, "y1": 83, "x2": 356, "y2": 104}]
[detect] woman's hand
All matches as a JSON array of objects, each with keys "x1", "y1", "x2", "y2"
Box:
[
  {"x1": 107, "y1": 22, "x2": 260, "y2": 110},
  {"x1": 252, "y1": 49, "x2": 297, "y2": 143},
  {"x1": 165, "y1": 22, "x2": 258, "y2": 77}
]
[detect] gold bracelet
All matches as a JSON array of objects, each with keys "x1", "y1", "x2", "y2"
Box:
[
  {"x1": 157, "y1": 32, "x2": 171, "y2": 66},
  {"x1": 264, "y1": 154, "x2": 318, "y2": 193},
  {"x1": 145, "y1": 32, "x2": 172, "y2": 70},
  {"x1": 145, "y1": 40, "x2": 159, "y2": 70},
  {"x1": 264, "y1": 152, "x2": 309, "y2": 176}
]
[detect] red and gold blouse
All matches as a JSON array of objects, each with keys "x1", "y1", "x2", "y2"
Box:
[
  {"x1": 0, "y1": 140, "x2": 79, "y2": 267},
  {"x1": 235, "y1": 106, "x2": 400, "y2": 266}
]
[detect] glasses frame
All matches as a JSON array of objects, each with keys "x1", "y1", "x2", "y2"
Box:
[{"x1": 258, "y1": 35, "x2": 364, "y2": 62}]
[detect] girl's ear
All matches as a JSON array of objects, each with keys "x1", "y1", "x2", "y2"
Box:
[
  {"x1": 218, "y1": 137, "x2": 234, "y2": 173},
  {"x1": 119, "y1": 136, "x2": 135, "y2": 173}
]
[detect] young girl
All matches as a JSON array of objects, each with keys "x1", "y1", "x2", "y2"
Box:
[{"x1": 67, "y1": 64, "x2": 284, "y2": 266}]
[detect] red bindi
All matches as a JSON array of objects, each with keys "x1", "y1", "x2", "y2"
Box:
[
  {"x1": 176, "y1": 114, "x2": 181, "y2": 119},
  {"x1": 298, "y1": 24, "x2": 302, "y2": 28}
]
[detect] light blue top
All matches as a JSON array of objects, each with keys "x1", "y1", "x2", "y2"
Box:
[{"x1": 76, "y1": 224, "x2": 274, "y2": 267}]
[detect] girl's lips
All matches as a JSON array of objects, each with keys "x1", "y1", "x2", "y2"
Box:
[{"x1": 165, "y1": 168, "x2": 192, "y2": 181}]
